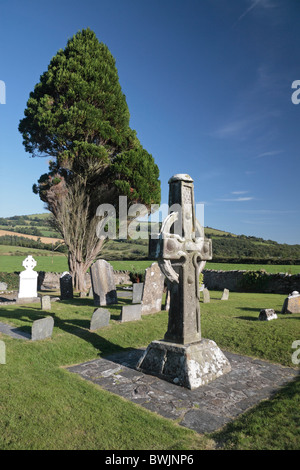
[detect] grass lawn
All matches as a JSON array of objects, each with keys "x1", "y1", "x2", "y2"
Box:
[{"x1": 0, "y1": 291, "x2": 299, "y2": 450}]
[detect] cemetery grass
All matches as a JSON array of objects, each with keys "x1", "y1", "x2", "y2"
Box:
[{"x1": 0, "y1": 292, "x2": 299, "y2": 450}]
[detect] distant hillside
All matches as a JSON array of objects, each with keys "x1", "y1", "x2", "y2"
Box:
[
  {"x1": 0, "y1": 214, "x2": 62, "y2": 240},
  {"x1": 0, "y1": 214, "x2": 300, "y2": 263}
]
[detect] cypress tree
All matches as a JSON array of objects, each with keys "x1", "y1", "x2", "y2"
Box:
[{"x1": 19, "y1": 28, "x2": 161, "y2": 291}]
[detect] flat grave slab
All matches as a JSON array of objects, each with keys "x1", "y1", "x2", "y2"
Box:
[{"x1": 67, "y1": 348, "x2": 299, "y2": 434}]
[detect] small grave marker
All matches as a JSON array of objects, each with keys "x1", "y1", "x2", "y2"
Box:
[
  {"x1": 120, "y1": 304, "x2": 142, "y2": 323},
  {"x1": 90, "y1": 308, "x2": 110, "y2": 331},
  {"x1": 31, "y1": 317, "x2": 54, "y2": 341}
]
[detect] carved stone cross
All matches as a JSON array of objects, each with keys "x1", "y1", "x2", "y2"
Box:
[
  {"x1": 136, "y1": 173, "x2": 231, "y2": 389},
  {"x1": 157, "y1": 174, "x2": 212, "y2": 345},
  {"x1": 22, "y1": 255, "x2": 37, "y2": 271}
]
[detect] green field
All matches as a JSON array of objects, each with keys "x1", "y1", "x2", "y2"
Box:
[
  {"x1": 0, "y1": 291, "x2": 299, "y2": 450},
  {"x1": 1, "y1": 246, "x2": 300, "y2": 276},
  {"x1": 0, "y1": 253, "x2": 69, "y2": 273}
]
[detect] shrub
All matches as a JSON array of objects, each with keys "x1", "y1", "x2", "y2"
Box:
[{"x1": 239, "y1": 270, "x2": 269, "y2": 292}]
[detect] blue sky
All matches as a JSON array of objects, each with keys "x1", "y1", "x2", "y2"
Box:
[{"x1": 0, "y1": 0, "x2": 299, "y2": 243}]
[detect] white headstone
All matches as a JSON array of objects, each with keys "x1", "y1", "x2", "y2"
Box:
[{"x1": 18, "y1": 255, "x2": 38, "y2": 299}]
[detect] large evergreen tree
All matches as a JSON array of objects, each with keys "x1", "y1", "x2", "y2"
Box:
[{"x1": 19, "y1": 28, "x2": 160, "y2": 291}]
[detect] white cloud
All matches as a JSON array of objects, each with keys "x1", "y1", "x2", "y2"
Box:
[
  {"x1": 235, "y1": 0, "x2": 278, "y2": 24},
  {"x1": 255, "y1": 150, "x2": 283, "y2": 159},
  {"x1": 217, "y1": 197, "x2": 254, "y2": 202}
]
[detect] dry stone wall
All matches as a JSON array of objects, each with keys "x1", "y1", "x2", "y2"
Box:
[
  {"x1": 203, "y1": 269, "x2": 300, "y2": 294},
  {"x1": 36, "y1": 269, "x2": 300, "y2": 295},
  {"x1": 38, "y1": 270, "x2": 131, "y2": 291}
]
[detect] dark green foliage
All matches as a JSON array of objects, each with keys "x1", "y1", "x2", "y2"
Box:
[
  {"x1": 0, "y1": 272, "x2": 19, "y2": 290},
  {"x1": 19, "y1": 28, "x2": 160, "y2": 210},
  {"x1": 205, "y1": 229, "x2": 300, "y2": 263},
  {"x1": 18, "y1": 28, "x2": 160, "y2": 289},
  {"x1": 129, "y1": 270, "x2": 145, "y2": 284},
  {"x1": 0, "y1": 236, "x2": 66, "y2": 253},
  {"x1": 238, "y1": 270, "x2": 270, "y2": 292}
]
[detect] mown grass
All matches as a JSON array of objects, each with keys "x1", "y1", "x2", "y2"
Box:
[{"x1": 0, "y1": 291, "x2": 299, "y2": 450}]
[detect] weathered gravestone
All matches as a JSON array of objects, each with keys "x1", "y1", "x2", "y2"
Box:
[
  {"x1": 31, "y1": 317, "x2": 54, "y2": 341},
  {"x1": 90, "y1": 308, "x2": 110, "y2": 331},
  {"x1": 60, "y1": 272, "x2": 73, "y2": 300},
  {"x1": 132, "y1": 283, "x2": 144, "y2": 304},
  {"x1": 281, "y1": 291, "x2": 300, "y2": 314},
  {"x1": 17, "y1": 255, "x2": 38, "y2": 300},
  {"x1": 0, "y1": 282, "x2": 7, "y2": 292},
  {"x1": 203, "y1": 287, "x2": 210, "y2": 303},
  {"x1": 259, "y1": 308, "x2": 277, "y2": 321},
  {"x1": 120, "y1": 304, "x2": 142, "y2": 323},
  {"x1": 141, "y1": 262, "x2": 164, "y2": 314},
  {"x1": 0, "y1": 340, "x2": 5, "y2": 364},
  {"x1": 40, "y1": 295, "x2": 51, "y2": 310},
  {"x1": 221, "y1": 288, "x2": 229, "y2": 300},
  {"x1": 137, "y1": 174, "x2": 231, "y2": 389},
  {"x1": 90, "y1": 260, "x2": 117, "y2": 306}
]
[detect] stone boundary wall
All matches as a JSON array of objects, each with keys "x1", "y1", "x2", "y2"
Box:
[
  {"x1": 203, "y1": 269, "x2": 300, "y2": 294},
  {"x1": 34, "y1": 269, "x2": 300, "y2": 294},
  {"x1": 38, "y1": 270, "x2": 131, "y2": 291}
]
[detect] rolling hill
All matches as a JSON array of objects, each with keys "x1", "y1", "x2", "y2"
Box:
[{"x1": 0, "y1": 213, "x2": 300, "y2": 263}]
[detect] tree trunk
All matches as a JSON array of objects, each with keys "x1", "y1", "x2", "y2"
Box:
[{"x1": 68, "y1": 239, "x2": 105, "y2": 293}]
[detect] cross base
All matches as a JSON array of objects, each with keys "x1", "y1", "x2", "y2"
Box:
[{"x1": 136, "y1": 339, "x2": 231, "y2": 390}]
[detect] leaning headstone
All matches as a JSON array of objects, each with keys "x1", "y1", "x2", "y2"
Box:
[
  {"x1": 17, "y1": 255, "x2": 38, "y2": 300},
  {"x1": 120, "y1": 304, "x2": 142, "y2": 323},
  {"x1": 259, "y1": 309, "x2": 277, "y2": 321},
  {"x1": 137, "y1": 174, "x2": 231, "y2": 389},
  {"x1": 141, "y1": 262, "x2": 164, "y2": 315},
  {"x1": 221, "y1": 288, "x2": 229, "y2": 300},
  {"x1": 90, "y1": 308, "x2": 110, "y2": 331},
  {"x1": 31, "y1": 317, "x2": 54, "y2": 341},
  {"x1": 281, "y1": 291, "x2": 300, "y2": 314},
  {"x1": 203, "y1": 288, "x2": 210, "y2": 303},
  {"x1": 90, "y1": 260, "x2": 117, "y2": 306},
  {"x1": 60, "y1": 272, "x2": 73, "y2": 300},
  {"x1": 132, "y1": 283, "x2": 144, "y2": 304},
  {"x1": 0, "y1": 340, "x2": 5, "y2": 364},
  {"x1": 40, "y1": 295, "x2": 51, "y2": 310}
]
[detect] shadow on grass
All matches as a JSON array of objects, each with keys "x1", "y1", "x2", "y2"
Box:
[
  {"x1": 235, "y1": 316, "x2": 259, "y2": 321},
  {"x1": 0, "y1": 299, "x2": 135, "y2": 357}
]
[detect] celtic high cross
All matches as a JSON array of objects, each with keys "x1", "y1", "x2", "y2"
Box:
[
  {"x1": 137, "y1": 174, "x2": 231, "y2": 389},
  {"x1": 157, "y1": 174, "x2": 212, "y2": 344}
]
